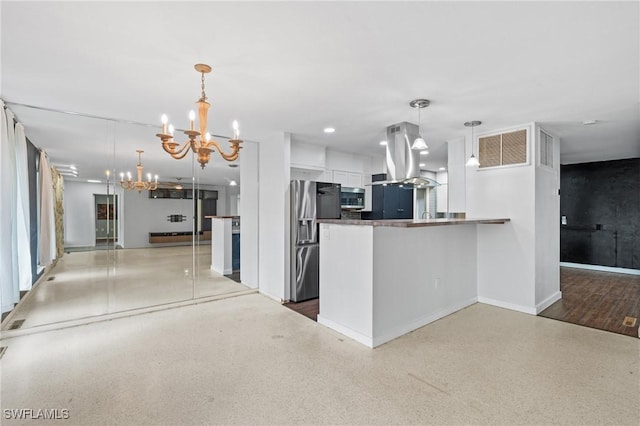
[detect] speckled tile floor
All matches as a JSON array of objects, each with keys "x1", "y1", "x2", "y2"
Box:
[
  {"x1": 1, "y1": 294, "x2": 638, "y2": 425},
  {"x1": 4, "y1": 245, "x2": 249, "y2": 329}
]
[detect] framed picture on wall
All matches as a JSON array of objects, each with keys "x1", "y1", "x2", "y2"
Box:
[{"x1": 96, "y1": 203, "x2": 117, "y2": 220}]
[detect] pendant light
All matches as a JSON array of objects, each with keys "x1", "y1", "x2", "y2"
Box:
[
  {"x1": 410, "y1": 99, "x2": 430, "y2": 150},
  {"x1": 465, "y1": 120, "x2": 481, "y2": 167}
]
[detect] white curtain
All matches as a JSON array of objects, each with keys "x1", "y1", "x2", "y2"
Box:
[
  {"x1": 15, "y1": 122, "x2": 33, "y2": 290},
  {"x1": 0, "y1": 101, "x2": 19, "y2": 313},
  {"x1": 39, "y1": 151, "x2": 56, "y2": 266}
]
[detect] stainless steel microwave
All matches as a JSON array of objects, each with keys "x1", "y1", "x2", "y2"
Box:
[{"x1": 340, "y1": 187, "x2": 365, "y2": 209}]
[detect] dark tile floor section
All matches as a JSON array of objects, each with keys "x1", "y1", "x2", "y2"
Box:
[
  {"x1": 224, "y1": 271, "x2": 241, "y2": 284},
  {"x1": 540, "y1": 267, "x2": 640, "y2": 338}
]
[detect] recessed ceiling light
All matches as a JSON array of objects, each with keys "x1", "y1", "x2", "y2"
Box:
[
  {"x1": 420, "y1": 150, "x2": 429, "y2": 155},
  {"x1": 380, "y1": 141, "x2": 387, "y2": 146},
  {"x1": 324, "y1": 127, "x2": 335, "y2": 133},
  {"x1": 87, "y1": 179, "x2": 101, "y2": 183},
  {"x1": 439, "y1": 167, "x2": 446, "y2": 171},
  {"x1": 582, "y1": 120, "x2": 597, "y2": 125},
  {"x1": 419, "y1": 163, "x2": 426, "y2": 167}
]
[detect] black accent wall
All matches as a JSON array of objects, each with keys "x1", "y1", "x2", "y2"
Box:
[{"x1": 560, "y1": 158, "x2": 640, "y2": 269}]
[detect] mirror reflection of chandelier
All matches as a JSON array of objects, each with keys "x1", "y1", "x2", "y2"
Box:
[
  {"x1": 120, "y1": 150, "x2": 158, "y2": 193},
  {"x1": 156, "y1": 63, "x2": 243, "y2": 169}
]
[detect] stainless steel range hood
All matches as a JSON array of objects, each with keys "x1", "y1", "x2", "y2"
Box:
[{"x1": 374, "y1": 122, "x2": 440, "y2": 188}]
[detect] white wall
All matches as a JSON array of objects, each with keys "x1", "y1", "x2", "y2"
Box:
[
  {"x1": 258, "y1": 132, "x2": 290, "y2": 301},
  {"x1": 467, "y1": 122, "x2": 560, "y2": 314},
  {"x1": 447, "y1": 137, "x2": 466, "y2": 212},
  {"x1": 121, "y1": 190, "x2": 194, "y2": 249},
  {"x1": 63, "y1": 181, "x2": 112, "y2": 247},
  {"x1": 436, "y1": 171, "x2": 448, "y2": 212},
  {"x1": 240, "y1": 140, "x2": 259, "y2": 289},
  {"x1": 372, "y1": 225, "x2": 477, "y2": 345},
  {"x1": 63, "y1": 169, "x2": 236, "y2": 249},
  {"x1": 534, "y1": 125, "x2": 561, "y2": 311}
]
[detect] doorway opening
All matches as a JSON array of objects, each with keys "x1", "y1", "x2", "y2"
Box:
[{"x1": 94, "y1": 194, "x2": 117, "y2": 248}]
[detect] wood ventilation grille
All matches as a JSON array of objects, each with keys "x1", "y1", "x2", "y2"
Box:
[{"x1": 479, "y1": 129, "x2": 527, "y2": 168}]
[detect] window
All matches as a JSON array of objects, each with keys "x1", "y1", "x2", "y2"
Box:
[
  {"x1": 478, "y1": 129, "x2": 527, "y2": 168},
  {"x1": 539, "y1": 130, "x2": 553, "y2": 168}
]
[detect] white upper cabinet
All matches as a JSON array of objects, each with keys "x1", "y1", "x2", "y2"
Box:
[
  {"x1": 290, "y1": 141, "x2": 326, "y2": 170},
  {"x1": 347, "y1": 172, "x2": 363, "y2": 188},
  {"x1": 332, "y1": 170, "x2": 349, "y2": 186}
]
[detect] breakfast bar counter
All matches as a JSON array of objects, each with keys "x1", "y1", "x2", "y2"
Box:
[{"x1": 316, "y1": 217, "x2": 510, "y2": 347}]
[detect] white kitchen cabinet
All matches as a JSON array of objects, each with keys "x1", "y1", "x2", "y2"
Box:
[
  {"x1": 332, "y1": 170, "x2": 349, "y2": 186},
  {"x1": 347, "y1": 172, "x2": 363, "y2": 188},
  {"x1": 321, "y1": 169, "x2": 333, "y2": 183}
]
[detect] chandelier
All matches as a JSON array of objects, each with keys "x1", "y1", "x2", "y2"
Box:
[
  {"x1": 156, "y1": 63, "x2": 242, "y2": 169},
  {"x1": 120, "y1": 150, "x2": 158, "y2": 192}
]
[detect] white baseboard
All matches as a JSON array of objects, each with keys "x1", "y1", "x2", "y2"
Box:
[
  {"x1": 317, "y1": 315, "x2": 374, "y2": 348},
  {"x1": 535, "y1": 291, "x2": 562, "y2": 314},
  {"x1": 258, "y1": 290, "x2": 284, "y2": 303},
  {"x1": 560, "y1": 262, "x2": 640, "y2": 276},
  {"x1": 477, "y1": 296, "x2": 537, "y2": 315},
  {"x1": 211, "y1": 266, "x2": 233, "y2": 275},
  {"x1": 372, "y1": 297, "x2": 478, "y2": 348}
]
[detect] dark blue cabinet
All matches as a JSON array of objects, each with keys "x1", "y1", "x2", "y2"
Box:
[
  {"x1": 367, "y1": 174, "x2": 413, "y2": 220},
  {"x1": 232, "y1": 233, "x2": 240, "y2": 271}
]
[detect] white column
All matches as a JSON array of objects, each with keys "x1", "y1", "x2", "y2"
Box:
[
  {"x1": 211, "y1": 217, "x2": 232, "y2": 275},
  {"x1": 240, "y1": 140, "x2": 259, "y2": 289},
  {"x1": 257, "y1": 132, "x2": 290, "y2": 301},
  {"x1": 447, "y1": 137, "x2": 466, "y2": 213}
]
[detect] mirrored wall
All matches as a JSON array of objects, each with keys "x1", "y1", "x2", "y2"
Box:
[{"x1": 6, "y1": 104, "x2": 248, "y2": 330}]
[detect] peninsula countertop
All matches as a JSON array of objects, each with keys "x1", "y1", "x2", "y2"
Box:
[{"x1": 317, "y1": 218, "x2": 510, "y2": 228}]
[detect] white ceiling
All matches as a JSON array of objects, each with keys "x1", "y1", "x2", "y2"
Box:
[{"x1": 2, "y1": 1, "x2": 639, "y2": 185}]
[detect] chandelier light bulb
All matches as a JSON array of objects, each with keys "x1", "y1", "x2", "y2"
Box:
[
  {"x1": 147, "y1": 173, "x2": 151, "y2": 181},
  {"x1": 127, "y1": 171, "x2": 132, "y2": 181},
  {"x1": 205, "y1": 132, "x2": 211, "y2": 142},
  {"x1": 233, "y1": 120, "x2": 239, "y2": 139},
  {"x1": 161, "y1": 114, "x2": 168, "y2": 134},
  {"x1": 168, "y1": 124, "x2": 174, "y2": 136},
  {"x1": 120, "y1": 172, "x2": 124, "y2": 180},
  {"x1": 154, "y1": 174, "x2": 158, "y2": 182},
  {"x1": 189, "y1": 110, "x2": 195, "y2": 131}
]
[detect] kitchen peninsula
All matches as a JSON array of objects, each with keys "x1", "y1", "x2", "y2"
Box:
[
  {"x1": 206, "y1": 216, "x2": 240, "y2": 275},
  {"x1": 317, "y1": 217, "x2": 509, "y2": 347}
]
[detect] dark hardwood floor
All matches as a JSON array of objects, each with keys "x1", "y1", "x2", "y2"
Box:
[
  {"x1": 284, "y1": 298, "x2": 319, "y2": 322},
  {"x1": 540, "y1": 267, "x2": 640, "y2": 338}
]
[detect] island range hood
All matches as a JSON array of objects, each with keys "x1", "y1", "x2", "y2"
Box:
[{"x1": 373, "y1": 122, "x2": 440, "y2": 188}]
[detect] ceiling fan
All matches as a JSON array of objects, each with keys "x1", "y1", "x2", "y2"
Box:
[{"x1": 156, "y1": 177, "x2": 191, "y2": 190}]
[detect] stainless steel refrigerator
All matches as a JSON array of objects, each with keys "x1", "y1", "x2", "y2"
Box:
[{"x1": 290, "y1": 180, "x2": 341, "y2": 302}]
